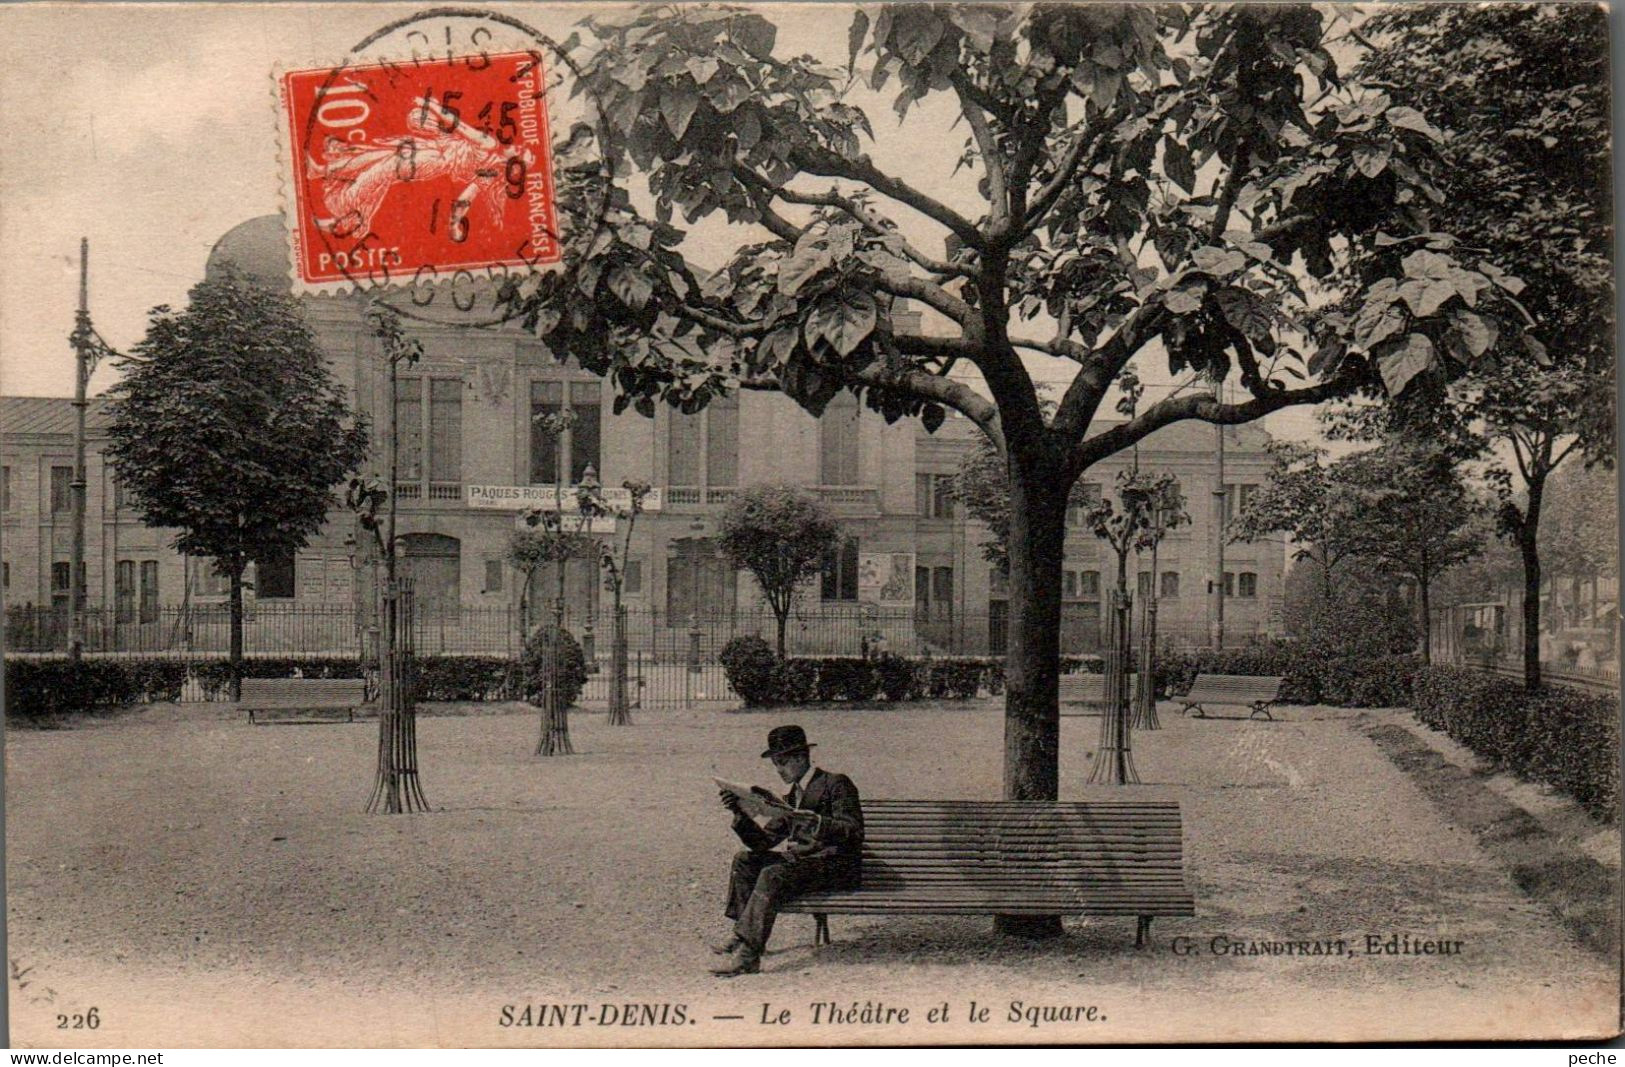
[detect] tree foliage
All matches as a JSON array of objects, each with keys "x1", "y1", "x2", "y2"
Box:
[
  {"x1": 1083, "y1": 469, "x2": 1189, "y2": 580},
  {"x1": 1348, "y1": 5, "x2": 1612, "y2": 686},
  {"x1": 507, "y1": 4, "x2": 1548, "y2": 808},
  {"x1": 718, "y1": 485, "x2": 842, "y2": 656},
  {"x1": 1230, "y1": 441, "x2": 1357, "y2": 599},
  {"x1": 105, "y1": 267, "x2": 370, "y2": 683}
]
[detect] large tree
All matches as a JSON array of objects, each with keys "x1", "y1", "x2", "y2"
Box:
[
  {"x1": 1351, "y1": 5, "x2": 1613, "y2": 687},
  {"x1": 105, "y1": 268, "x2": 370, "y2": 697},
  {"x1": 516, "y1": 6, "x2": 1541, "y2": 887}
]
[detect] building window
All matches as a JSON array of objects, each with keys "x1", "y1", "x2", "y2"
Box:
[
  {"x1": 1063, "y1": 569, "x2": 1101, "y2": 600},
  {"x1": 819, "y1": 393, "x2": 860, "y2": 485},
  {"x1": 989, "y1": 568, "x2": 1009, "y2": 597},
  {"x1": 1224, "y1": 483, "x2": 1257, "y2": 521},
  {"x1": 484, "y1": 560, "x2": 504, "y2": 593},
  {"x1": 112, "y1": 478, "x2": 125, "y2": 511},
  {"x1": 50, "y1": 466, "x2": 73, "y2": 513},
  {"x1": 116, "y1": 560, "x2": 136, "y2": 623},
  {"x1": 915, "y1": 473, "x2": 956, "y2": 519},
  {"x1": 2, "y1": 562, "x2": 8, "y2": 590},
  {"x1": 51, "y1": 561, "x2": 80, "y2": 609},
  {"x1": 623, "y1": 559, "x2": 643, "y2": 595},
  {"x1": 1238, "y1": 571, "x2": 1258, "y2": 598},
  {"x1": 140, "y1": 561, "x2": 159, "y2": 623},
  {"x1": 1137, "y1": 571, "x2": 1153, "y2": 596},
  {"x1": 2, "y1": 465, "x2": 10, "y2": 511},
  {"x1": 255, "y1": 549, "x2": 296, "y2": 599},
  {"x1": 429, "y1": 378, "x2": 462, "y2": 482},
  {"x1": 530, "y1": 380, "x2": 602, "y2": 484},
  {"x1": 915, "y1": 566, "x2": 953, "y2": 616},
  {"x1": 397, "y1": 376, "x2": 463, "y2": 489},
  {"x1": 669, "y1": 393, "x2": 738, "y2": 487},
  {"x1": 196, "y1": 561, "x2": 230, "y2": 598},
  {"x1": 821, "y1": 537, "x2": 859, "y2": 601},
  {"x1": 1161, "y1": 571, "x2": 1180, "y2": 598},
  {"x1": 1222, "y1": 571, "x2": 1234, "y2": 598}
]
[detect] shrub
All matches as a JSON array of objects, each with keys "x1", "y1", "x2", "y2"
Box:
[
  {"x1": 411, "y1": 656, "x2": 519, "y2": 702},
  {"x1": 923, "y1": 658, "x2": 987, "y2": 699},
  {"x1": 1412, "y1": 666, "x2": 1618, "y2": 823},
  {"x1": 516, "y1": 625, "x2": 588, "y2": 710},
  {"x1": 719, "y1": 636, "x2": 781, "y2": 707},
  {"x1": 5, "y1": 658, "x2": 194, "y2": 722},
  {"x1": 1152, "y1": 645, "x2": 1419, "y2": 708},
  {"x1": 875, "y1": 655, "x2": 918, "y2": 701}
]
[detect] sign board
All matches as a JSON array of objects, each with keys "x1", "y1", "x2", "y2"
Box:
[
  {"x1": 858, "y1": 552, "x2": 914, "y2": 606},
  {"x1": 468, "y1": 485, "x2": 663, "y2": 512}
]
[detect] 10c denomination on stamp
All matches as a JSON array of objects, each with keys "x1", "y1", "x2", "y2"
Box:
[{"x1": 281, "y1": 50, "x2": 561, "y2": 290}]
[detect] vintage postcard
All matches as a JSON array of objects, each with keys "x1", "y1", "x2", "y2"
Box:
[{"x1": 1, "y1": 2, "x2": 1618, "y2": 1048}]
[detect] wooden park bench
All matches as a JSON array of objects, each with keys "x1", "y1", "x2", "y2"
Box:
[
  {"x1": 1058, "y1": 673, "x2": 1138, "y2": 715},
  {"x1": 240, "y1": 677, "x2": 371, "y2": 725},
  {"x1": 1178, "y1": 674, "x2": 1284, "y2": 721},
  {"x1": 782, "y1": 799, "x2": 1194, "y2": 950}
]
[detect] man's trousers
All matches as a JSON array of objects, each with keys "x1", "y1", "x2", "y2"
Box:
[{"x1": 725, "y1": 849, "x2": 858, "y2": 953}]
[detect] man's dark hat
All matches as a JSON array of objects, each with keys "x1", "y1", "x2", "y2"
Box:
[{"x1": 762, "y1": 724, "x2": 815, "y2": 759}]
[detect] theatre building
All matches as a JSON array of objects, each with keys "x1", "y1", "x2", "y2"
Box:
[{"x1": 0, "y1": 216, "x2": 1284, "y2": 655}]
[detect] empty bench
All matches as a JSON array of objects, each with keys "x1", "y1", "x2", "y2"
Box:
[
  {"x1": 782, "y1": 799, "x2": 1194, "y2": 949},
  {"x1": 1058, "y1": 673, "x2": 1139, "y2": 715},
  {"x1": 1178, "y1": 674, "x2": 1283, "y2": 721},
  {"x1": 241, "y1": 677, "x2": 371, "y2": 725}
]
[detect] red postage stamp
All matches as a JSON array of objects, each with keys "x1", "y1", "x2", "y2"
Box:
[{"x1": 280, "y1": 51, "x2": 561, "y2": 289}]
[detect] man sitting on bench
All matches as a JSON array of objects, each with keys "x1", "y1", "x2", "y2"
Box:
[{"x1": 711, "y1": 725, "x2": 864, "y2": 977}]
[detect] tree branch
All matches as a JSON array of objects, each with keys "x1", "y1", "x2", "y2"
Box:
[
  {"x1": 951, "y1": 70, "x2": 1009, "y2": 233},
  {"x1": 1071, "y1": 370, "x2": 1360, "y2": 473},
  {"x1": 1051, "y1": 301, "x2": 1167, "y2": 439},
  {"x1": 1022, "y1": 105, "x2": 1127, "y2": 234},
  {"x1": 737, "y1": 356, "x2": 1001, "y2": 445},
  {"x1": 790, "y1": 143, "x2": 986, "y2": 250},
  {"x1": 733, "y1": 166, "x2": 973, "y2": 279}
]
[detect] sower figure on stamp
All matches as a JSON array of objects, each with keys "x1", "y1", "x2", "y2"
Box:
[{"x1": 711, "y1": 725, "x2": 864, "y2": 977}]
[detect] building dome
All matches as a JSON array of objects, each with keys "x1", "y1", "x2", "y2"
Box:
[{"x1": 205, "y1": 215, "x2": 292, "y2": 292}]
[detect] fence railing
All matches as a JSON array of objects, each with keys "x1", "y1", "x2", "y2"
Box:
[{"x1": 3, "y1": 601, "x2": 1277, "y2": 660}]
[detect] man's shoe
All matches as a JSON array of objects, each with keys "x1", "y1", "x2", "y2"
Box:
[
  {"x1": 710, "y1": 934, "x2": 744, "y2": 956},
  {"x1": 708, "y1": 944, "x2": 761, "y2": 977}
]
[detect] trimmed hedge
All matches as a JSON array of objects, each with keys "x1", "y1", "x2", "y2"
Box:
[
  {"x1": 719, "y1": 638, "x2": 997, "y2": 707},
  {"x1": 1154, "y1": 645, "x2": 1420, "y2": 708},
  {"x1": 5, "y1": 659, "x2": 192, "y2": 721},
  {"x1": 1412, "y1": 666, "x2": 1619, "y2": 823}
]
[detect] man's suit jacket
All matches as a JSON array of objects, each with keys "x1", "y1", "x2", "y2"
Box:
[{"x1": 732, "y1": 768, "x2": 865, "y2": 865}]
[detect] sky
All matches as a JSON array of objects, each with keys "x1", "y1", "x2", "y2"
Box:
[{"x1": 0, "y1": 2, "x2": 1326, "y2": 445}]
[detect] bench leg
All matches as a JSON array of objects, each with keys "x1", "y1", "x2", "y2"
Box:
[
  {"x1": 1135, "y1": 916, "x2": 1152, "y2": 949},
  {"x1": 1250, "y1": 703, "x2": 1273, "y2": 721},
  {"x1": 814, "y1": 914, "x2": 830, "y2": 948},
  {"x1": 1183, "y1": 702, "x2": 1205, "y2": 718}
]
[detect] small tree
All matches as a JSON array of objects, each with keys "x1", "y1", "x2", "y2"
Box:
[
  {"x1": 105, "y1": 266, "x2": 370, "y2": 698},
  {"x1": 1333, "y1": 443, "x2": 1487, "y2": 663},
  {"x1": 1082, "y1": 469, "x2": 1188, "y2": 785},
  {"x1": 1231, "y1": 442, "x2": 1359, "y2": 609},
  {"x1": 577, "y1": 477, "x2": 652, "y2": 725},
  {"x1": 718, "y1": 485, "x2": 841, "y2": 658}
]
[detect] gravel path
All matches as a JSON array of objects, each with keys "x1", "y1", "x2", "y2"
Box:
[{"x1": 6, "y1": 700, "x2": 1617, "y2": 1046}]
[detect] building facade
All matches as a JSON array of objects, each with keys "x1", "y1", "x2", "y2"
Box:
[{"x1": 1, "y1": 215, "x2": 1284, "y2": 655}]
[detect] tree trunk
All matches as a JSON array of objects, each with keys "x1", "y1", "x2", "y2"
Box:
[
  {"x1": 608, "y1": 598, "x2": 632, "y2": 726},
  {"x1": 996, "y1": 450, "x2": 1068, "y2": 939},
  {"x1": 538, "y1": 595, "x2": 575, "y2": 755},
  {"x1": 1520, "y1": 526, "x2": 1542, "y2": 690},
  {"x1": 1418, "y1": 577, "x2": 1432, "y2": 666},
  {"x1": 775, "y1": 608, "x2": 788, "y2": 660},
  {"x1": 228, "y1": 566, "x2": 244, "y2": 701}
]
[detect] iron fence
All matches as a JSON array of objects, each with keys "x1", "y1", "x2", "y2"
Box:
[{"x1": 4, "y1": 601, "x2": 1278, "y2": 659}]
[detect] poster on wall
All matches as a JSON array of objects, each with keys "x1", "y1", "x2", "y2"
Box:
[{"x1": 859, "y1": 552, "x2": 914, "y2": 607}]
